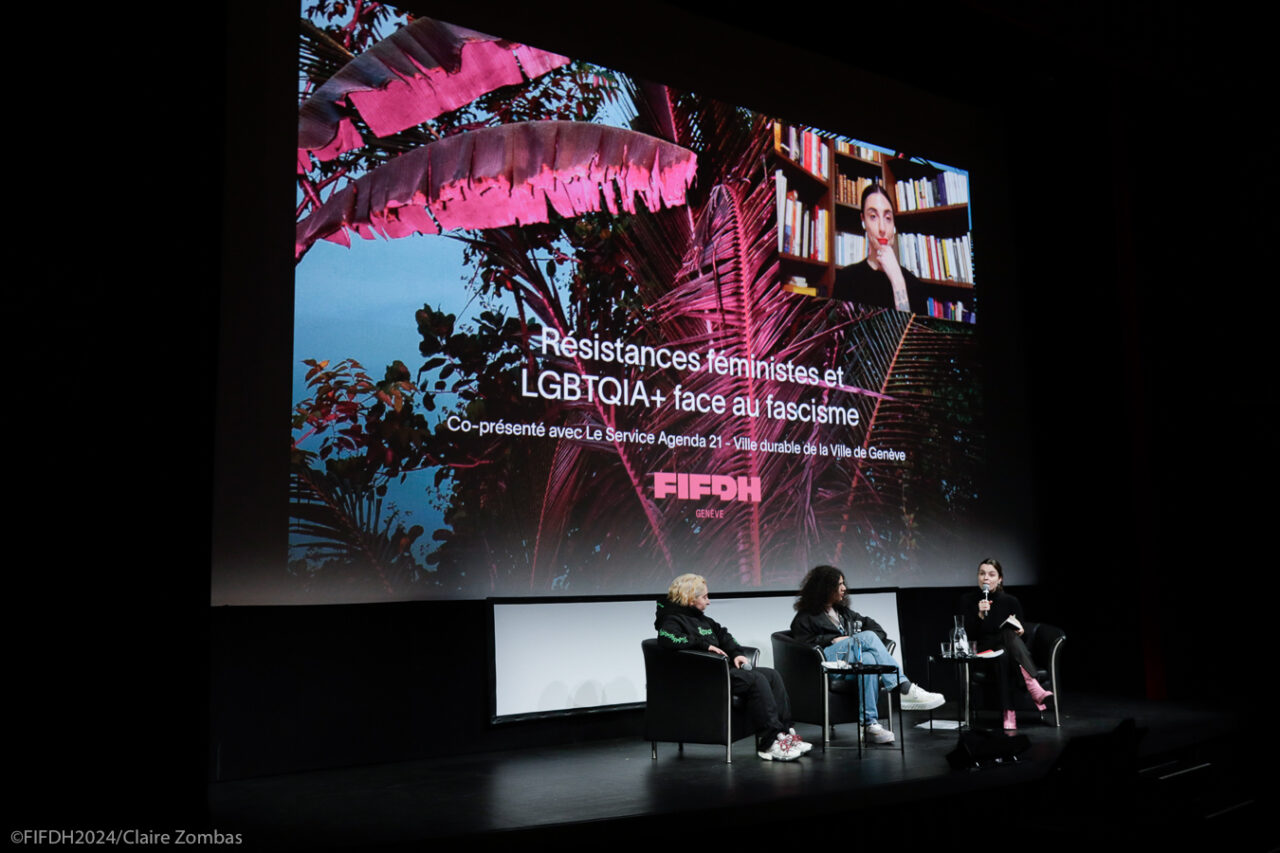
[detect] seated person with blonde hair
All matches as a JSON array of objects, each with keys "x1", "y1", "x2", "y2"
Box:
[{"x1": 656, "y1": 573, "x2": 809, "y2": 761}]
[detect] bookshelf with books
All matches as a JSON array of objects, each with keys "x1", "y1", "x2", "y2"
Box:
[
  {"x1": 773, "y1": 120, "x2": 834, "y2": 297},
  {"x1": 833, "y1": 140, "x2": 882, "y2": 209},
  {"x1": 769, "y1": 118, "x2": 977, "y2": 323},
  {"x1": 832, "y1": 142, "x2": 883, "y2": 282},
  {"x1": 882, "y1": 156, "x2": 975, "y2": 321}
]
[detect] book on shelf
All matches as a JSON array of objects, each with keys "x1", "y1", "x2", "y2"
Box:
[
  {"x1": 815, "y1": 208, "x2": 829, "y2": 262},
  {"x1": 778, "y1": 188, "x2": 830, "y2": 263},
  {"x1": 834, "y1": 140, "x2": 883, "y2": 163},
  {"x1": 894, "y1": 172, "x2": 969, "y2": 211},
  {"x1": 835, "y1": 173, "x2": 875, "y2": 207},
  {"x1": 897, "y1": 232, "x2": 973, "y2": 284},
  {"x1": 835, "y1": 231, "x2": 867, "y2": 267},
  {"x1": 924, "y1": 297, "x2": 976, "y2": 324},
  {"x1": 782, "y1": 275, "x2": 817, "y2": 296},
  {"x1": 775, "y1": 169, "x2": 787, "y2": 253},
  {"x1": 774, "y1": 121, "x2": 830, "y2": 180}
]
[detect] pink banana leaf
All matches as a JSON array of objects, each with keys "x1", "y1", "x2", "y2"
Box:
[
  {"x1": 295, "y1": 121, "x2": 698, "y2": 259},
  {"x1": 298, "y1": 16, "x2": 570, "y2": 169}
]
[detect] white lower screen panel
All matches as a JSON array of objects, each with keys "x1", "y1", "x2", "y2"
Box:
[{"x1": 491, "y1": 592, "x2": 900, "y2": 719}]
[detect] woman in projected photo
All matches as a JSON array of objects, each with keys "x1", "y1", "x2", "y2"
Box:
[
  {"x1": 791, "y1": 565, "x2": 945, "y2": 744},
  {"x1": 655, "y1": 573, "x2": 810, "y2": 761},
  {"x1": 831, "y1": 184, "x2": 928, "y2": 313},
  {"x1": 960, "y1": 558, "x2": 1053, "y2": 730}
]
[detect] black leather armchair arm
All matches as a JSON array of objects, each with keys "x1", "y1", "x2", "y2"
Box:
[{"x1": 641, "y1": 640, "x2": 759, "y2": 762}]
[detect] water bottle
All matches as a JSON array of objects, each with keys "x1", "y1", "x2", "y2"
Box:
[
  {"x1": 952, "y1": 615, "x2": 970, "y2": 657},
  {"x1": 849, "y1": 619, "x2": 864, "y2": 666}
]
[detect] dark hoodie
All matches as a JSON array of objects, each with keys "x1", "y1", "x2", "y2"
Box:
[{"x1": 653, "y1": 599, "x2": 745, "y2": 657}]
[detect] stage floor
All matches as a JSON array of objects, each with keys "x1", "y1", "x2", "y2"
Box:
[{"x1": 208, "y1": 693, "x2": 1273, "y2": 850}]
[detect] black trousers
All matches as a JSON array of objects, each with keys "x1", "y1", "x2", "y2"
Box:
[
  {"x1": 730, "y1": 666, "x2": 792, "y2": 745},
  {"x1": 985, "y1": 626, "x2": 1039, "y2": 709}
]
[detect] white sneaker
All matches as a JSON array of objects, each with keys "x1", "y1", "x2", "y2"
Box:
[
  {"x1": 758, "y1": 732, "x2": 802, "y2": 761},
  {"x1": 900, "y1": 683, "x2": 945, "y2": 711},
  {"x1": 788, "y1": 728, "x2": 814, "y2": 754},
  {"x1": 863, "y1": 723, "x2": 895, "y2": 744}
]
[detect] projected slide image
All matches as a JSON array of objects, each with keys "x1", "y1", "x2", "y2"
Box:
[
  {"x1": 287, "y1": 7, "x2": 984, "y2": 602},
  {"x1": 774, "y1": 124, "x2": 976, "y2": 323}
]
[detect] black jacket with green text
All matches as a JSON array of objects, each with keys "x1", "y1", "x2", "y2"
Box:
[{"x1": 654, "y1": 599, "x2": 746, "y2": 657}]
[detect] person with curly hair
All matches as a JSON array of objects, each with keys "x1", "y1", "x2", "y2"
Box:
[{"x1": 792, "y1": 565, "x2": 944, "y2": 743}]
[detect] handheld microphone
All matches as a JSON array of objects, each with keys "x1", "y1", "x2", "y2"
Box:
[{"x1": 982, "y1": 583, "x2": 990, "y2": 604}]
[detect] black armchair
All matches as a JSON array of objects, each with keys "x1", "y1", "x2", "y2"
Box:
[
  {"x1": 771, "y1": 630, "x2": 897, "y2": 748},
  {"x1": 641, "y1": 639, "x2": 760, "y2": 763},
  {"x1": 968, "y1": 621, "x2": 1065, "y2": 726}
]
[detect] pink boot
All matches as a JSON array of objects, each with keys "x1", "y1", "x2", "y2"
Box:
[
  {"x1": 1020, "y1": 666, "x2": 1052, "y2": 711},
  {"x1": 1003, "y1": 710, "x2": 1017, "y2": 730}
]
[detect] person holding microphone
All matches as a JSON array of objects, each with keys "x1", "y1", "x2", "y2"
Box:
[{"x1": 960, "y1": 558, "x2": 1053, "y2": 730}]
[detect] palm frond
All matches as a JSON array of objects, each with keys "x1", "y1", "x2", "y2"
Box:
[
  {"x1": 290, "y1": 461, "x2": 424, "y2": 595},
  {"x1": 826, "y1": 312, "x2": 982, "y2": 578}
]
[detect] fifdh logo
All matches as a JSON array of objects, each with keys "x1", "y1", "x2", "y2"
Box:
[{"x1": 652, "y1": 472, "x2": 762, "y2": 503}]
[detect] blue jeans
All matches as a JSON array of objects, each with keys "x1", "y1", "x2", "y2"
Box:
[{"x1": 823, "y1": 632, "x2": 906, "y2": 725}]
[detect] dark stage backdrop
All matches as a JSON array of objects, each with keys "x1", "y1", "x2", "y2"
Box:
[
  {"x1": 213, "y1": 3, "x2": 1035, "y2": 606},
  {"x1": 13, "y1": 0, "x2": 1267, "y2": 832}
]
